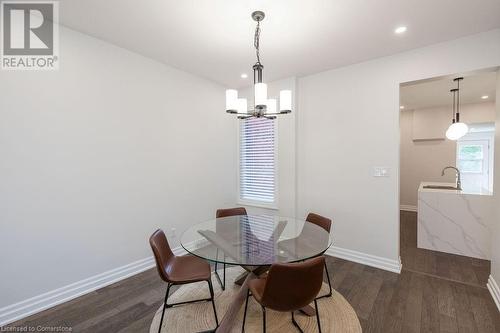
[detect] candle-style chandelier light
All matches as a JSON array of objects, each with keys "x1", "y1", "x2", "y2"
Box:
[{"x1": 225, "y1": 11, "x2": 292, "y2": 119}]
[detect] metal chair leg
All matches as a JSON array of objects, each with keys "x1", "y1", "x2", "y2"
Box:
[
  {"x1": 314, "y1": 299, "x2": 322, "y2": 333},
  {"x1": 316, "y1": 262, "x2": 333, "y2": 300},
  {"x1": 291, "y1": 311, "x2": 304, "y2": 333},
  {"x1": 207, "y1": 279, "x2": 219, "y2": 327},
  {"x1": 158, "y1": 281, "x2": 218, "y2": 332},
  {"x1": 214, "y1": 249, "x2": 226, "y2": 290},
  {"x1": 158, "y1": 283, "x2": 171, "y2": 333},
  {"x1": 242, "y1": 289, "x2": 250, "y2": 332},
  {"x1": 262, "y1": 306, "x2": 266, "y2": 333}
]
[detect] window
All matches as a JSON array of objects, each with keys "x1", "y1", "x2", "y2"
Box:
[
  {"x1": 238, "y1": 117, "x2": 277, "y2": 207},
  {"x1": 456, "y1": 129, "x2": 494, "y2": 193}
]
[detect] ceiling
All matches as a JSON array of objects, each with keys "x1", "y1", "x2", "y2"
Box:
[
  {"x1": 400, "y1": 71, "x2": 497, "y2": 110},
  {"x1": 58, "y1": 0, "x2": 500, "y2": 88}
]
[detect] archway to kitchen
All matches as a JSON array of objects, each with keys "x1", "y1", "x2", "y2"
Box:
[{"x1": 398, "y1": 67, "x2": 498, "y2": 285}]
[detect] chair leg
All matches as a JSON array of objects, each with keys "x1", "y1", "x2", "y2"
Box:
[
  {"x1": 207, "y1": 279, "x2": 219, "y2": 327},
  {"x1": 324, "y1": 261, "x2": 332, "y2": 297},
  {"x1": 316, "y1": 261, "x2": 333, "y2": 300},
  {"x1": 314, "y1": 299, "x2": 322, "y2": 333},
  {"x1": 214, "y1": 249, "x2": 218, "y2": 273},
  {"x1": 262, "y1": 306, "x2": 266, "y2": 333},
  {"x1": 158, "y1": 283, "x2": 171, "y2": 333},
  {"x1": 291, "y1": 311, "x2": 304, "y2": 333},
  {"x1": 223, "y1": 262, "x2": 226, "y2": 289},
  {"x1": 242, "y1": 289, "x2": 250, "y2": 332},
  {"x1": 214, "y1": 249, "x2": 225, "y2": 290}
]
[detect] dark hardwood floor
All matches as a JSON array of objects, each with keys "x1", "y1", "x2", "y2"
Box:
[
  {"x1": 6, "y1": 212, "x2": 500, "y2": 332},
  {"x1": 400, "y1": 210, "x2": 491, "y2": 287}
]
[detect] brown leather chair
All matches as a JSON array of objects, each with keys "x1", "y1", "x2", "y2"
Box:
[
  {"x1": 306, "y1": 212, "x2": 333, "y2": 299},
  {"x1": 149, "y1": 229, "x2": 218, "y2": 333},
  {"x1": 214, "y1": 207, "x2": 247, "y2": 290},
  {"x1": 242, "y1": 256, "x2": 325, "y2": 332},
  {"x1": 216, "y1": 207, "x2": 247, "y2": 218}
]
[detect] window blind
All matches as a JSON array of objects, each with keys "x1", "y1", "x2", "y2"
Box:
[{"x1": 239, "y1": 117, "x2": 276, "y2": 204}]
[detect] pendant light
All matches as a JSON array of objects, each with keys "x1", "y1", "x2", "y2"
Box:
[
  {"x1": 225, "y1": 11, "x2": 292, "y2": 119},
  {"x1": 445, "y1": 77, "x2": 468, "y2": 140}
]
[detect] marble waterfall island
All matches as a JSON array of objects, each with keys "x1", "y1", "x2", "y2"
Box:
[{"x1": 417, "y1": 182, "x2": 494, "y2": 260}]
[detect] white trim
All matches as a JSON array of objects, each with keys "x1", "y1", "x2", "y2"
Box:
[
  {"x1": 0, "y1": 245, "x2": 188, "y2": 327},
  {"x1": 0, "y1": 243, "x2": 404, "y2": 327},
  {"x1": 487, "y1": 275, "x2": 500, "y2": 312},
  {"x1": 400, "y1": 204, "x2": 417, "y2": 212},
  {"x1": 326, "y1": 246, "x2": 402, "y2": 274}
]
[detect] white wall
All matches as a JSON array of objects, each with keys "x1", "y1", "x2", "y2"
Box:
[
  {"x1": 400, "y1": 102, "x2": 495, "y2": 207},
  {"x1": 237, "y1": 77, "x2": 297, "y2": 217},
  {"x1": 297, "y1": 29, "x2": 500, "y2": 264},
  {"x1": 491, "y1": 71, "x2": 500, "y2": 297},
  {"x1": 0, "y1": 26, "x2": 236, "y2": 313}
]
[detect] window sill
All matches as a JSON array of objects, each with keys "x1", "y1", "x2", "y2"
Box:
[{"x1": 237, "y1": 200, "x2": 279, "y2": 210}]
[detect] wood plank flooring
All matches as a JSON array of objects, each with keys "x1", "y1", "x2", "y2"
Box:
[
  {"x1": 6, "y1": 211, "x2": 500, "y2": 332},
  {"x1": 400, "y1": 210, "x2": 491, "y2": 287}
]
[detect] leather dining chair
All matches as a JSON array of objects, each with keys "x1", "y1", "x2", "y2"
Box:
[
  {"x1": 149, "y1": 229, "x2": 218, "y2": 333},
  {"x1": 306, "y1": 213, "x2": 333, "y2": 299},
  {"x1": 242, "y1": 256, "x2": 325, "y2": 333},
  {"x1": 214, "y1": 207, "x2": 247, "y2": 290}
]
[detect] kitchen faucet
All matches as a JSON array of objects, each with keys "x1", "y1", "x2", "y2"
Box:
[{"x1": 441, "y1": 166, "x2": 462, "y2": 190}]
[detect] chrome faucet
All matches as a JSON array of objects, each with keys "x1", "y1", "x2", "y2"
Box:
[{"x1": 441, "y1": 166, "x2": 462, "y2": 190}]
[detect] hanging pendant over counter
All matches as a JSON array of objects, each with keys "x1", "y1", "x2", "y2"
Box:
[{"x1": 445, "y1": 77, "x2": 468, "y2": 140}]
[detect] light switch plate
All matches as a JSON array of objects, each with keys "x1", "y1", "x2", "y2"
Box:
[{"x1": 373, "y1": 167, "x2": 390, "y2": 177}]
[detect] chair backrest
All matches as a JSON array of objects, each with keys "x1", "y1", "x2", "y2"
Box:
[
  {"x1": 306, "y1": 212, "x2": 332, "y2": 233},
  {"x1": 216, "y1": 207, "x2": 247, "y2": 218},
  {"x1": 149, "y1": 229, "x2": 175, "y2": 283},
  {"x1": 261, "y1": 256, "x2": 325, "y2": 311}
]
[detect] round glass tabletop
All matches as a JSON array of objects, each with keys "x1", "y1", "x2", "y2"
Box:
[{"x1": 180, "y1": 214, "x2": 332, "y2": 266}]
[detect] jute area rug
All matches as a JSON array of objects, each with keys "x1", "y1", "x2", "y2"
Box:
[{"x1": 150, "y1": 267, "x2": 362, "y2": 332}]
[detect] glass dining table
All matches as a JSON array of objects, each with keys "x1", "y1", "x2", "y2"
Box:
[{"x1": 180, "y1": 214, "x2": 332, "y2": 333}]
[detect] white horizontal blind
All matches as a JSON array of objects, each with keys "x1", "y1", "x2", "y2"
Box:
[{"x1": 239, "y1": 117, "x2": 276, "y2": 204}]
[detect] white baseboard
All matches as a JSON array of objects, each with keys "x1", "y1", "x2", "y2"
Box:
[
  {"x1": 326, "y1": 246, "x2": 402, "y2": 274},
  {"x1": 1, "y1": 243, "x2": 402, "y2": 326},
  {"x1": 0, "y1": 245, "x2": 188, "y2": 327},
  {"x1": 400, "y1": 205, "x2": 417, "y2": 212},
  {"x1": 487, "y1": 275, "x2": 500, "y2": 312}
]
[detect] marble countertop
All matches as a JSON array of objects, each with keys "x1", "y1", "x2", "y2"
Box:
[{"x1": 418, "y1": 181, "x2": 493, "y2": 196}]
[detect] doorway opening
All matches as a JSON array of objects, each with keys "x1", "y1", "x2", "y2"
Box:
[{"x1": 398, "y1": 68, "x2": 498, "y2": 285}]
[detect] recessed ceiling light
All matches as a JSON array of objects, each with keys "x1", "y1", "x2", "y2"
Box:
[
  {"x1": 240, "y1": 73, "x2": 248, "y2": 79},
  {"x1": 400, "y1": 105, "x2": 405, "y2": 110},
  {"x1": 481, "y1": 95, "x2": 489, "y2": 99},
  {"x1": 394, "y1": 26, "x2": 407, "y2": 34}
]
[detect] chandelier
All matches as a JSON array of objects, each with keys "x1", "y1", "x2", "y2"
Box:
[
  {"x1": 445, "y1": 77, "x2": 468, "y2": 140},
  {"x1": 225, "y1": 11, "x2": 292, "y2": 119}
]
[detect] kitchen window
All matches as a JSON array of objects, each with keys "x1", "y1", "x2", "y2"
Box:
[{"x1": 456, "y1": 129, "x2": 494, "y2": 193}]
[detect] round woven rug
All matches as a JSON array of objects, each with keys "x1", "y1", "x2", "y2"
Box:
[{"x1": 150, "y1": 267, "x2": 361, "y2": 333}]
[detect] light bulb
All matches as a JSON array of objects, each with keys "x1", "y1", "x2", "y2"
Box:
[
  {"x1": 254, "y1": 83, "x2": 268, "y2": 107},
  {"x1": 267, "y1": 99, "x2": 277, "y2": 114},
  {"x1": 225, "y1": 89, "x2": 238, "y2": 111},
  {"x1": 279, "y1": 90, "x2": 292, "y2": 111},
  {"x1": 446, "y1": 122, "x2": 469, "y2": 140}
]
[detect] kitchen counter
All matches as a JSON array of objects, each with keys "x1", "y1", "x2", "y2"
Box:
[
  {"x1": 417, "y1": 181, "x2": 494, "y2": 260},
  {"x1": 418, "y1": 181, "x2": 493, "y2": 196}
]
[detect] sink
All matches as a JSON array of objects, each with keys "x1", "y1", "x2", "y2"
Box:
[{"x1": 423, "y1": 185, "x2": 459, "y2": 190}]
